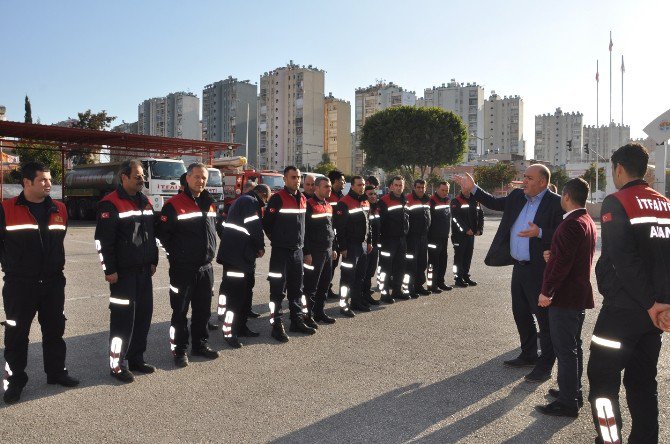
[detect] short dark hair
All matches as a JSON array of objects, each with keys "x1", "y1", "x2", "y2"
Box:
[
  {"x1": 611, "y1": 143, "x2": 648, "y2": 178},
  {"x1": 283, "y1": 165, "x2": 298, "y2": 175},
  {"x1": 351, "y1": 175, "x2": 364, "y2": 185},
  {"x1": 366, "y1": 175, "x2": 380, "y2": 187},
  {"x1": 389, "y1": 175, "x2": 404, "y2": 186},
  {"x1": 314, "y1": 176, "x2": 330, "y2": 188},
  {"x1": 253, "y1": 184, "x2": 271, "y2": 198},
  {"x1": 21, "y1": 161, "x2": 49, "y2": 184},
  {"x1": 414, "y1": 179, "x2": 426, "y2": 187},
  {"x1": 187, "y1": 162, "x2": 207, "y2": 174},
  {"x1": 437, "y1": 181, "x2": 448, "y2": 187},
  {"x1": 119, "y1": 159, "x2": 142, "y2": 180},
  {"x1": 562, "y1": 178, "x2": 589, "y2": 206},
  {"x1": 328, "y1": 170, "x2": 344, "y2": 181},
  {"x1": 179, "y1": 172, "x2": 187, "y2": 187},
  {"x1": 365, "y1": 185, "x2": 376, "y2": 192}
]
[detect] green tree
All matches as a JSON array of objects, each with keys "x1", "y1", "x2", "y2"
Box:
[
  {"x1": 581, "y1": 163, "x2": 606, "y2": 192},
  {"x1": 473, "y1": 162, "x2": 517, "y2": 194},
  {"x1": 12, "y1": 144, "x2": 64, "y2": 184},
  {"x1": 313, "y1": 153, "x2": 337, "y2": 175},
  {"x1": 360, "y1": 106, "x2": 467, "y2": 178},
  {"x1": 24, "y1": 95, "x2": 32, "y2": 123},
  {"x1": 550, "y1": 168, "x2": 570, "y2": 192},
  {"x1": 67, "y1": 109, "x2": 116, "y2": 165}
]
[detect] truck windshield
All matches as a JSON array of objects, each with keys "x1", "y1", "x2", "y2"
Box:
[
  {"x1": 150, "y1": 161, "x2": 186, "y2": 180},
  {"x1": 261, "y1": 175, "x2": 285, "y2": 191},
  {"x1": 207, "y1": 170, "x2": 222, "y2": 187}
]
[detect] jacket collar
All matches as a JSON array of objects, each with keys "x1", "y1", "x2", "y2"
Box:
[
  {"x1": 16, "y1": 192, "x2": 58, "y2": 212},
  {"x1": 621, "y1": 179, "x2": 647, "y2": 190},
  {"x1": 347, "y1": 189, "x2": 367, "y2": 202},
  {"x1": 563, "y1": 207, "x2": 587, "y2": 220},
  {"x1": 433, "y1": 192, "x2": 448, "y2": 202}
]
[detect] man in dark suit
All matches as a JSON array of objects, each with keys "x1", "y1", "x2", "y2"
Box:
[
  {"x1": 535, "y1": 178, "x2": 597, "y2": 418},
  {"x1": 455, "y1": 165, "x2": 564, "y2": 382}
]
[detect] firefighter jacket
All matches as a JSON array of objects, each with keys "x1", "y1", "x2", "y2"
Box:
[
  {"x1": 451, "y1": 193, "x2": 484, "y2": 239},
  {"x1": 304, "y1": 196, "x2": 334, "y2": 255},
  {"x1": 327, "y1": 189, "x2": 344, "y2": 204},
  {"x1": 95, "y1": 186, "x2": 159, "y2": 275},
  {"x1": 595, "y1": 179, "x2": 670, "y2": 310},
  {"x1": 263, "y1": 187, "x2": 306, "y2": 249},
  {"x1": 378, "y1": 192, "x2": 409, "y2": 239},
  {"x1": 368, "y1": 202, "x2": 381, "y2": 246},
  {"x1": 217, "y1": 191, "x2": 265, "y2": 272},
  {"x1": 406, "y1": 191, "x2": 431, "y2": 236},
  {"x1": 158, "y1": 188, "x2": 217, "y2": 269},
  {"x1": 334, "y1": 191, "x2": 370, "y2": 251},
  {"x1": 0, "y1": 193, "x2": 67, "y2": 281},
  {"x1": 428, "y1": 193, "x2": 451, "y2": 240}
]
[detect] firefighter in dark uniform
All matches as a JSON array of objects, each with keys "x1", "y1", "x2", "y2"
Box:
[
  {"x1": 450, "y1": 191, "x2": 484, "y2": 287},
  {"x1": 326, "y1": 170, "x2": 345, "y2": 300},
  {"x1": 263, "y1": 166, "x2": 315, "y2": 342},
  {"x1": 427, "y1": 181, "x2": 453, "y2": 293},
  {"x1": 95, "y1": 160, "x2": 158, "y2": 383},
  {"x1": 363, "y1": 184, "x2": 381, "y2": 305},
  {"x1": 303, "y1": 177, "x2": 337, "y2": 325},
  {"x1": 216, "y1": 184, "x2": 270, "y2": 348},
  {"x1": 1, "y1": 162, "x2": 79, "y2": 404},
  {"x1": 587, "y1": 143, "x2": 670, "y2": 444},
  {"x1": 377, "y1": 175, "x2": 410, "y2": 303},
  {"x1": 405, "y1": 179, "x2": 432, "y2": 297},
  {"x1": 334, "y1": 176, "x2": 371, "y2": 316},
  {"x1": 158, "y1": 163, "x2": 219, "y2": 367}
]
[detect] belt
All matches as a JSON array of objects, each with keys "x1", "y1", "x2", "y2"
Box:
[{"x1": 512, "y1": 259, "x2": 531, "y2": 266}]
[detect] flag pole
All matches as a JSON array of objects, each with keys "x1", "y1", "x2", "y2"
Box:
[
  {"x1": 609, "y1": 31, "x2": 613, "y2": 124},
  {"x1": 595, "y1": 60, "x2": 600, "y2": 202},
  {"x1": 621, "y1": 55, "x2": 625, "y2": 125}
]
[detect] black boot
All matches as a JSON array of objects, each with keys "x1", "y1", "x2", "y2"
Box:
[
  {"x1": 271, "y1": 321, "x2": 289, "y2": 343},
  {"x1": 304, "y1": 315, "x2": 319, "y2": 329},
  {"x1": 416, "y1": 286, "x2": 431, "y2": 296},
  {"x1": 289, "y1": 317, "x2": 317, "y2": 334},
  {"x1": 366, "y1": 294, "x2": 381, "y2": 305},
  {"x1": 464, "y1": 277, "x2": 477, "y2": 286},
  {"x1": 3, "y1": 383, "x2": 24, "y2": 404},
  {"x1": 438, "y1": 283, "x2": 453, "y2": 291},
  {"x1": 454, "y1": 277, "x2": 469, "y2": 287},
  {"x1": 314, "y1": 311, "x2": 336, "y2": 324},
  {"x1": 192, "y1": 344, "x2": 219, "y2": 359},
  {"x1": 238, "y1": 324, "x2": 260, "y2": 337},
  {"x1": 224, "y1": 335, "x2": 242, "y2": 349},
  {"x1": 47, "y1": 372, "x2": 81, "y2": 386}
]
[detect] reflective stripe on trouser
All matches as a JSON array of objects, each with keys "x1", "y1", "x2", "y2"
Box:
[
  {"x1": 268, "y1": 247, "x2": 304, "y2": 322},
  {"x1": 587, "y1": 304, "x2": 661, "y2": 444},
  {"x1": 219, "y1": 264, "x2": 252, "y2": 335},
  {"x1": 168, "y1": 265, "x2": 214, "y2": 352},
  {"x1": 303, "y1": 249, "x2": 332, "y2": 315},
  {"x1": 377, "y1": 236, "x2": 407, "y2": 297},
  {"x1": 406, "y1": 234, "x2": 428, "y2": 291},
  {"x1": 427, "y1": 239, "x2": 449, "y2": 288},
  {"x1": 3, "y1": 277, "x2": 67, "y2": 385},
  {"x1": 109, "y1": 269, "x2": 153, "y2": 371},
  {"x1": 339, "y1": 242, "x2": 368, "y2": 308},
  {"x1": 452, "y1": 235, "x2": 474, "y2": 278}
]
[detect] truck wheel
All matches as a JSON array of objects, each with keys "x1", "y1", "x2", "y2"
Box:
[
  {"x1": 67, "y1": 200, "x2": 79, "y2": 220},
  {"x1": 77, "y1": 202, "x2": 90, "y2": 220}
]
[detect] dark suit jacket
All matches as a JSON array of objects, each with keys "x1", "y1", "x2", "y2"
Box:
[
  {"x1": 541, "y1": 209, "x2": 597, "y2": 309},
  {"x1": 472, "y1": 187, "x2": 564, "y2": 273}
]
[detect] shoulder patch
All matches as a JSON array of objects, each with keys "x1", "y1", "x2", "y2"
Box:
[
  {"x1": 269, "y1": 207, "x2": 276, "y2": 213},
  {"x1": 160, "y1": 215, "x2": 168, "y2": 222},
  {"x1": 602, "y1": 212, "x2": 612, "y2": 223},
  {"x1": 101, "y1": 212, "x2": 110, "y2": 219}
]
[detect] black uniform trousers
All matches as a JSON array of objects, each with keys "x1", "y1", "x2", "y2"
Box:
[
  {"x1": 407, "y1": 234, "x2": 428, "y2": 291},
  {"x1": 427, "y1": 238, "x2": 449, "y2": 289},
  {"x1": 109, "y1": 267, "x2": 153, "y2": 372},
  {"x1": 452, "y1": 235, "x2": 475, "y2": 278},
  {"x1": 378, "y1": 236, "x2": 407, "y2": 297},
  {"x1": 268, "y1": 247, "x2": 303, "y2": 322},
  {"x1": 3, "y1": 276, "x2": 67, "y2": 388},
  {"x1": 339, "y1": 242, "x2": 367, "y2": 307},
  {"x1": 303, "y1": 249, "x2": 332, "y2": 315},
  {"x1": 510, "y1": 263, "x2": 555, "y2": 372},
  {"x1": 587, "y1": 305, "x2": 662, "y2": 444},
  {"x1": 364, "y1": 243, "x2": 380, "y2": 294},
  {"x1": 218, "y1": 263, "x2": 252, "y2": 337},
  {"x1": 168, "y1": 264, "x2": 213, "y2": 354}
]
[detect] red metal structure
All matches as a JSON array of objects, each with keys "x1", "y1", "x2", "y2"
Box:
[{"x1": 0, "y1": 121, "x2": 241, "y2": 200}]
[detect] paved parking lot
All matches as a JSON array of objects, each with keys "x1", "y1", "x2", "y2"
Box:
[{"x1": 0, "y1": 218, "x2": 668, "y2": 443}]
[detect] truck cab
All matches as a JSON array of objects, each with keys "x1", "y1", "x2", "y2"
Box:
[
  {"x1": 138, "y1": 159, "x2": 187, "y2": 211},
  {"x1": 206, "y1": 167, "x2": 224, "y2": 202}
]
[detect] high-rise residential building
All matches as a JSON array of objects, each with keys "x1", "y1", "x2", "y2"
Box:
[
  {"x1": 324, "y1": 93, "x2": 352, "y2": 174},
  {"x1": 418, "y1": 80, "x2": 485, "y2": 159},
  {"x1": 138, "y1": 92, "x2": 200, "y2": 140},
  {"x1": 583, "y1": 122, "x2": 631, "y2": 162},
  {"x1": 534, "y1": 108, "x2": 584, "y2": 166},
  {"x1": 111, "y1": 121, "x2": 139, "y2": 134},
  {"x1": 0, "y1": 106, "x2": 6, "y2": 121},
  {"x1": 202, "y1": 77, "x2": 258, "y2": 165},
  {"x1": 482, "y1": 92, "x2": 525, "y2": 157},
  {"x1": 257, "y1": 62, "x2": 325, "y2": 170},
  {"x1": 354, "y1": 82, "x2": 416, "y2": 172}
]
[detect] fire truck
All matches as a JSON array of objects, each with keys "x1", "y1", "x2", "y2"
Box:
[{"x1": 212, "y1": 156, "x2": 284, "y2": 205}]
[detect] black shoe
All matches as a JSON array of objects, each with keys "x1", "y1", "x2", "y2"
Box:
[
  {"x1": 464, "y1": 277, "x2": 478, "y2": 286},
  {"x1": 248, "y1": 309, "x2": 261, "y2": 319},
  {"x1": 535, "y1": 400, "x2": 579, "y2": 418},
  {"x1": 454, "y1": 277, "x2": 469, "y2": 287},
  {"x1": 409, "y1": 292, "x2": 420, "y2": 299},
  {"x1": 525, "y1": 368, "x2": 551, "y2": 383},
  {"x1": 192, "y1": 345, "x2": 220, "y2": 360},
  {"x1": 174, "y1": 354, "x2": 189, "y2": 368},
  {"x1": 110, "y1": 368, "x2": 135, "y2": 383},
  {"x1": 430, "y1": 287, "x2": 442, "y2": 294},
  {"x1": 3, "y1": 384, "x2": 24, "y2": 404},
  {"x1": 47, "y1": 372, "x2": 81, "y2": 387},
  {"x1": 128, "y1": 361, "x2": 156, "y2": 374},
  {"x1": 238, "y1": 325, "x2": 260, "y2": 337},
  {"x1": 327, "y1": 289, "x2": 339, "y2": 300},
  {"x1": 314, "y1": 312, "x2": 336, "y2": 324},
  {"x1": 340, "y1": 307, "x2": 356, "y2": 317},
  {"x1": 304, "y1": 315, "x2": 319, "y2": 329},
  {"x1": 380, "y1": 296, "x2": 395, "y2": 304},
  {"x1": 207, "y1": 321, "x2": 219, "y2": 330},
  {"x1": 350, "y1": 303, "x2": 371, "y2": 312},
  {"x1": 438, "y1": 283, "x2": 453, "y2": 291},
  {"x1": 366, "y1": 295, "x2": 381, "y2": 305},
  {"x1": 224, "y1": 335, "x2": 242, "y2": 349},
  {"x1": 503, "y1": 356, "x2": 538, "y2": 368},
  {"x1": 271, "y1": 322, "x2": 290, "y2": 342},
  {"x1": 416, "y1": 287, "x2": 431, "y2": 296},
  {"x1": 548, "y1": 388, "x2": 584, "y2": 407},
  {"x1": 289, "y1": 318, "x2": 317, "y2": 335},
  {"x1": 394, "y1": 293, "x2": 411, "y2": 300}
]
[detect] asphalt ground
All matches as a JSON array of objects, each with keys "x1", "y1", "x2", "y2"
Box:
[{"x1": 0, "y1": 218, "x2": 668, "y2": 443}]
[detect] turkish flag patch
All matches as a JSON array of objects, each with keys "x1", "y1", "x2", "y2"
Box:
[
  {"x1": 337, "y1": 210, "x2": 343, "y2": 215},
  {"x1": 101, "y1": 212, "x2": 110, "y2": 219},
  {"x1": 160, "y1": 215, "x2": 168, "y2": 222},
  {"x1": 602, "y1": 212, "x2": 612, "y2": 223},
  {"x1": 269, "y1": 207, "x2": 276, "y2": 213}
]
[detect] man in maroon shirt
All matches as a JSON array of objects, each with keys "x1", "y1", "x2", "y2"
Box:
[{"x1": 536, "y1": 178, "x2": 597, "y2": 417}]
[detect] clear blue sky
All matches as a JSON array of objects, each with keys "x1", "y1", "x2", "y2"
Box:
[{"x1": 2, "y1": 0, "x2": 668, "y2": 155}]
